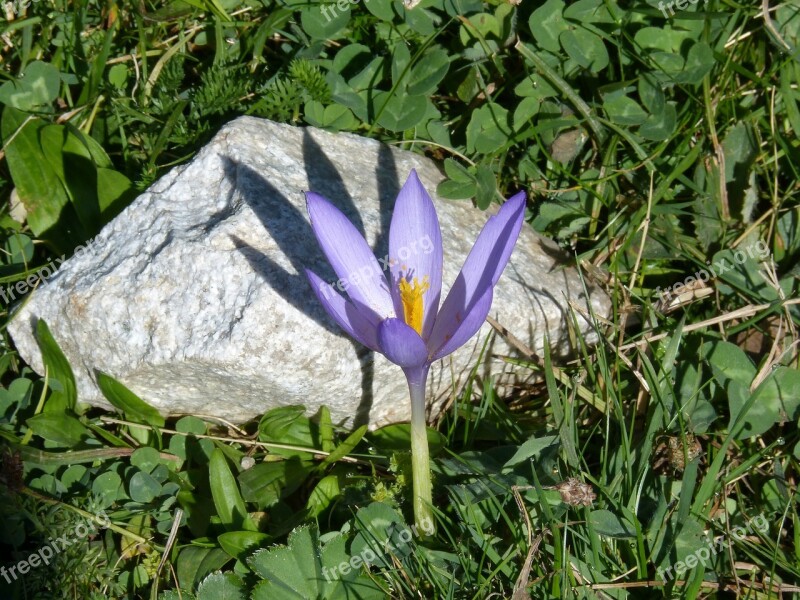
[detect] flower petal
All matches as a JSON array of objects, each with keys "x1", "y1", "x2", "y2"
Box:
[
  {"x1": 388, "y1": 170, "x2": 443, "y2": 339},
  {"x1": 378, "y1": 317, "x2": 429, "y2": 368},
  {"x1": 427, "y1": 191, "x2": 526, "y2": 357},
  {"x1": 306, "y1": 269, "x2": 381, "y2": 352},
  {"x1": 429, "y1": 286, "x2": 493, "y2": 361},
  {"x1": 307, "y1": 192, "x2": 394, "y2": 319}
]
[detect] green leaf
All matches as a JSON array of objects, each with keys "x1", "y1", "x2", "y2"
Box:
[
  {"x1": 456, "y1": 66, "x2": 480, "y2": 103},
  {"x1": 96, "y1": 167, "x2": 135, "y2": 218},
  {"x1": 306, "y1": 475, "x2": 341, "y2": 518},
  {"x1": 1, "y1": 108, "x2": 72, "y2": 239},
  {"x1": 529, "y1": 0, "x2": 568, "y2": 53},
  {"x1": 589, "y1": 509, "x2": 637, "y2": 538},
  {"x1": 0, "y1": 61, "x2": 61, "y2": 109},
  {"x1": 603, "y1": 95, "x2": 648, "y2": 126},
  {"x1": 775, "y1": 206, "x2": 800, "y2": 262},
  {"x1": 560, "y1": 28, "x2": 609, "y2": 73},
  {"x1": 332, "y1": 44, "x2": 383, "y2": 92},
  {"x1": 563, "y1": 0, "x2": 612, "y2": 23},
  {"x1": 60, "y1": 464, "x2": 87, "y2": 490},
  {"x1": 774, "y1": 3, "x2": 800, "y2": 48},
  {"x1": 303, "y1": 101, "x2": 358, "y2": 130},
  {"x1": 638, "y1": 72, "x2": 665, "y2": 114},
  {"x1": 513, "y1": 97, "x2": 541, "y2": 131},
  {"x1": 444, "y1": 0, "x2": 482, "y2": 16},
  {"x1": 350, "y1": 502, "x2": 420, "y2": 568},
  {"x1": 532, "y1": 198, "x2": 590, "y2": 238},
  {"x1": 721, "y1": 122, "x2": 758, "y2": 184},
  {"x1": 720, "y1": 122, "x2": 758, "y2": 219},
  {"x1": 734, "y1": 367, "x2": 800, "y2": 438},
  {"x1": 634, "y1": 26, "x2": 691, "y2": 54},
  {"x1": 639, "y1": 103, "x2": 677, "y2": 141},
  {"x1": 711, "y1": 247, "x2": 779, "y2": 302},
  {"x1": 352, "y1": 500, "x2": 405, "y2": 538},
  {"x1": 424, "y1": 118, "x2": 453, "y2": 148},
  {"x1": 107, "y1": 64, "x2": 129, "y2": 89},
  {"x1": 401, "y1": 3, "x2": 437, "y2": 36},
  {"x1": 169, "y1": 415, "x2": 211, "y2": 462},
  {"x1": 703, "y1": 340, "x2": 756, "y2": 387},
  {"x1": 667, "y1": 516, "x2": 708, "y2": 570},
  {"x1": 249, "y1": 524, "x2": 383, "y2": 600},
  {"x1": 218, "y1": 531, "x2": 271, "y2": 561},
  {"x1": 95, "y1": 371, "x2": 165, "y2": 427},
  {"x1": 676, "y1": 42, "x2": 715, "y2": 85},
  {"x1": 407, "y1": 49, "x2": 450, "y2": 96},
  {"x1": 651, "y1": 52, "x2": 685, "y2": 79},
  {"x1": 177, "y1": 415, "x2": 208, "y2": 434},
  {"x1": 210, "y1": 448, "x2": 257, "y2": 532},
  {"x1": 779, "y1": 65, "x2": 800, "y2": 156},
  {"x1": 515, "y1": 73, "x2": 558, "y2": 100},
  {"x1": 318, "y1": 406, "x2": 334, "y2": 453},
  {"x1": 438, "y1": 178, "x2": 477, "y2": 200},
  {"x1": 92, "y1": 471, "x2": 123, "y2": 507},
  {"x1": 197, "y1": 572, "x2": 246, "y2": 600},
  {"x1": 373, "y1": 92, "x2": 428, "y2": 132},
  {"x1": 459, "y1": 12, "x2": 501, "y2": 46},
  {"x1": 474, "y1": 164, "x2": 496, "y2": 210},
  {"x1": 705, "y1": 340, "x2": 800, "y2": 438},
  {"x1": 367, "y1": 423, "x2": 446, "y2": 454},
  {"x1": 5, "y1": 233, "x2": 34, "y2": 264},
  {"x1": 364, "y1": 0, "x2": 395, "y2": 20},
  {"x1": 391, "y1": 43, "x2": 412, "y2": 91},
  {"x1": 27, "y1": 412, "x2": 90, "y2": 447},
  {"x1": 466, "y1": 103, "x2": 512, "y2": 154},
  {"x1": 438, "y1": 156, "x2": 477, "y2": 198},
  {"x1": 128, "y1": 470, "x2": 162, "y2": 503},
  {"x1": 0, "y1": 377, "x2": 33, "y2": 416},
  {"x1": 300, "y1": 5, "x2": 350, "y2": 40},
  {"x1": 239, "y1": 458, "x2": 315, "y2": 509},
  {"x1": 258, "y1": 405, "x2": 314, "y2": 450},
  {"x1": 40, "y1": 124, "x2": 101, "y2": 233},
  {"x1": 503, "y1": 434, "x2": 559, "y2": 467},
  {"x1": 320, "y1": 425, "x2": 366, "y2": 468},
  {"x1": 443, "y1": 157, "x2": 474, "y2": 182},
  {"x1": 176, "y1": 547, "x2": 232, "y2": 593},
  {"x1": 131, "y1": 447, "x2": 161, "y2": 473},
  {"x1": 20, "y1": 121, "x2": 132, "y2": 235},
  {"x1": 36, "y1": 320, "x2": 77, "y2": 411}
]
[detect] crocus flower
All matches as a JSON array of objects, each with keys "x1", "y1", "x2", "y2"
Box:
[{"x1": 305, "y1": 169, "x2": 526, "y2": 531}]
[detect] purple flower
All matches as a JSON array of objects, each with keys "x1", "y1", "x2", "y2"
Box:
[
  {"x1": 305, "y1": 170, "x2": 525, "y2": 376},
  {"x1": 305, "y1": 169, "x2": 526, "y2": 530}
]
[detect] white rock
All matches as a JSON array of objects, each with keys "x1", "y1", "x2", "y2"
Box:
[{"x1": 8, "y1": 117, "x2": 609, "y2": 429}]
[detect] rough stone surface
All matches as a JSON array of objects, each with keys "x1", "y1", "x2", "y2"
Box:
[{"x1": 8, "y1": 117, "x2": 609, "y2": 429}]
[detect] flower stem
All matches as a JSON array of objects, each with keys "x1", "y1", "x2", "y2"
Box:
[{"x1": 405, "y1": 365, "x2": 435, "y2": 536}]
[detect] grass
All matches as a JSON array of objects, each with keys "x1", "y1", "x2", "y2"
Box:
[{"x1": 0, "y1": 0, "x2": 799, "y2": 597}]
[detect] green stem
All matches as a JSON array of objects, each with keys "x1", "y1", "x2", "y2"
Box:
[{"x1": 405, "y1": 365, "x2": 435, "y2": 536}]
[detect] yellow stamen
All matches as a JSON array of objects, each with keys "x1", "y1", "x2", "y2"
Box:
[{"x1": 398, "y1": 276, "x2": 430, "y2": 335}]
